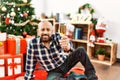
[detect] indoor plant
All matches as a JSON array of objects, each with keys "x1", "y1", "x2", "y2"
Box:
[{"x1": 96, "y1": 48, "x2": 107, "y2": 61}]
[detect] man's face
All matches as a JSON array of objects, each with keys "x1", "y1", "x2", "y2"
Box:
[{"x1": 38, "y1": 22, "x2": 53, "y2": 42}]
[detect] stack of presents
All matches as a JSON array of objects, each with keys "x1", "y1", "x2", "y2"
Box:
[
  {"x1": 0, "y1": 32, "x2": 48, "y2": 80},
  {"x1": 0, "y1": 32, "x2": 27, "y2": 79}
]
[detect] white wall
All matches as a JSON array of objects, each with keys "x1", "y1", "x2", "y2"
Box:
[
  {"x1": 32, "y1": 0, "x2": 120, "y2": 58},
  {"x1": 31, "y1": 0, "x2": 46, "y2": 19}
]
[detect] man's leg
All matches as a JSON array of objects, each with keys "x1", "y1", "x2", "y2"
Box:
[
  {"x1": 47, "y1": 72, "x2": 65, "y2": 80},
  {"x1": 47, "y1": 66, "x2": 67, "y2": 80},
  {"x1": 59, "y1": 46, "x2": 98, "y2": 80}
]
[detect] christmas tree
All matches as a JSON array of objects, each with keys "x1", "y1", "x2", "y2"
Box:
[{"x1": 0, "y1": 0, "x2": 38, "y2": 36}]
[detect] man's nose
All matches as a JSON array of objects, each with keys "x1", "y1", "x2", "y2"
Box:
[{"x1": 43, "y1": 30, "x2": 48, "y2": 34}]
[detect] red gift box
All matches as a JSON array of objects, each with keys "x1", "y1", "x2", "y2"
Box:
[
  {"x1": 7, "y1": 38, "x2": 27, "y2": 55},
  {"x1": 6, "y1": 54, "x2": 23, "y2": 76},
  {"x1": 20, "y1": 38, "x2": 27, "y2": 54},
  {"x1": 0, "y1": 54, "x2": 12, "y2": 78},
  {"x1": 0, "y1": 54, "x2": 23, "y2": 78}
]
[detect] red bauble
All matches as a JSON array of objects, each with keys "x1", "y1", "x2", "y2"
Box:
[
  {"x1": 5, "y1": 17, "x2": 10, "y2": 25},
  {"x1": 23, "y1": 31, "x2": 27, "y2": 36},
  {"x1": 23, "y1": 12, "x2": 28, "y2": 17},
  {"x1": 22, "y1": 31, "x2": 27, "y2": 38}
]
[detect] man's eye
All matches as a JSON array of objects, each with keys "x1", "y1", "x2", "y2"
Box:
[
  {"x1": 47, "y1": 29, "x2": 50, "y2": 31},
  {"x1": 41, "y1": 29, "x2": 45, "y2": 31}
]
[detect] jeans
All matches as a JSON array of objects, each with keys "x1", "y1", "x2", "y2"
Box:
[{"x1": 47, "y1": 47, "x2": 98, "y2": 80}]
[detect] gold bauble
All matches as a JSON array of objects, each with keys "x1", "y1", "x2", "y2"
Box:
[
  {"x1": 10, "y1": 11, "x2": 16, "y2": 17},
  {"x1": 1, "y1": 6, "x2": 7, "y2": 12}
]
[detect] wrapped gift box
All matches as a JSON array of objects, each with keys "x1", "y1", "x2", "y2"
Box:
[
  {"x1": 7, "y1": 38, "x2": 27, "y2": 55},
  {"x1": 0, "y1": 58, "x2": 5, "y2": 77},
  {"x1": 0, "y1": 54, "x2": 23, "y2": 78},
  {"x1": 0, "y1": 54, "x2": 11, "y2": 78},
  {"x1": 6, "y1": 54, "x2": 23, "y2": 76},
  {"x1": 0, "y1": 33, "x2": 7, "y2": 41}
]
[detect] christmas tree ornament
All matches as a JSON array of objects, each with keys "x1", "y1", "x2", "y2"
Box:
[
  {"x1": 11, "y1": 8, "x2": 14, "y2": 11},
  {"x1": 5, "y1": 14, "x2": 10, "y2": 25},
  {"x1": 1, "y1": 6, "x2": 7, "y2": 12},
  {"x1": 17, "y1": 8, "x2": 20, "y2": 11},
  {"x1": 10, "y1": 20, "x2": 15, "y2": 24},
  {"x1": 22, "y1": 31, "x2": 27, "y2": 38},
  {"x1": 20, "y1": 29, "x2": 22, "y2": 32},
  {"x1": 23, "y1": 12, "x2": 28, "y2": 18},
  {"x1": 10, "y1": 26, "x2": 12, "y2": 30},
  {"x1": 10, "y1": 11, "x2": 16, "y2": 17},
  {"x1": 22, "y1": 0, "x2": 27, "y2": 3},
  {"x1": 20, "y1": 14, "x2": 23, "y2": 17},
  {"x1": 27, "y1": 11, "x2": 29, "y2": 13}
]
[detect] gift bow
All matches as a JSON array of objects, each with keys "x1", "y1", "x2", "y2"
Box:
[{"x1": 9, "y1": 62, "x2": 18, "y2": 69}]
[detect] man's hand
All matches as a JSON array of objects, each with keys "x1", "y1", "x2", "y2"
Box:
[{"x1": 59, "y1": 35, "x2": 71, "y2": 51}]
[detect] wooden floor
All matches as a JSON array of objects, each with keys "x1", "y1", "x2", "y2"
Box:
[{"x1": 75, "y1": 61, "x2": 120, "y2": 80}]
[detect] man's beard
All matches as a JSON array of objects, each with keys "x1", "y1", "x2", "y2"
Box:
[{"x1": 41, "y1": 34, "x2": 51, "y2": 42}]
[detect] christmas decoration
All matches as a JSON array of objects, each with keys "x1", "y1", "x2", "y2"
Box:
[
  {"x1": 88, "y1": 29, "x2": 96, "y2": 47},
  {"x1": 95, "y1": 17, "x2": 108, "y2": 43},
  {"x1": 78, "y1": 3, "x2": 95, "y2": 15},
  {"x1": 7, "y1": 37, "x2": 27, "y2": 55},
  {"x1": 78, "y1": 3, "x2": 97, "y2": 29},
  {"x1": 0, "y1": 54, "x2": 23, "y2": 77},
  {"x1": 10, "y1": 11, "x2": 16, "y2": 17},
  {"x1": 70, "y1": 13, "x2": 92, "y2": 24},
  {"x1": 22, "y1": 31, "x2": 27, "y2": 38},
  {"x1": 1, "y1": 6, "x2": 7, "y2": 12},
  {"x1": 5, "y1": 14, "x2": 10, "y2": 25},
  {"x1": 0, "y1": 0, "x2": 38, "y2": 36},
  {"x1": 10, "y1": 19, "x2": 14, "y2": 24},
  {"x1": 23, "y1": 12, "x2": 28, "y2": 18}
]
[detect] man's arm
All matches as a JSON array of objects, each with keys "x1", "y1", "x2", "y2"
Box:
[{"x1": 24, "y1": 42, "x2": 37, "y2": 80}]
